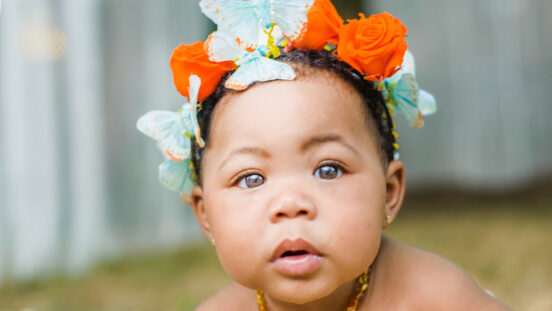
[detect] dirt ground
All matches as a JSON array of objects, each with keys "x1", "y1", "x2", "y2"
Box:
[{"x1": 1, "y1": 189, "x2": 551, "y2": 311}]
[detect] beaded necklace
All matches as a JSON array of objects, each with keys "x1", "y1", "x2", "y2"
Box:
[{"x1": 255, "y1": 268, "x2": 371, "y2": 311}]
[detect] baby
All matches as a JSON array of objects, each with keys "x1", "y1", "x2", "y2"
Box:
[{"x1": 137, "y1": 1, "x2": 510, "y2": 310}]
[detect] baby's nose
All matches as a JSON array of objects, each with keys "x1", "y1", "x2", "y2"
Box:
[{"x1": 268, "y1": 190, "x2": 317, "y2": 223}]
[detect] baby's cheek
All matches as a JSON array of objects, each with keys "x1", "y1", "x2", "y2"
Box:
[
  {"x1": 327, "y1": 179, "x2": 386, "y2": 266},
  {"x1": 210, "y1": 212, "x2": 265, "y2": 286},
  {"x1": 330, "y1": 212, "x2": 382, "y2": 263},
  {"x1": 349, "y1": 205, "x2": 386, "y2": 266}
]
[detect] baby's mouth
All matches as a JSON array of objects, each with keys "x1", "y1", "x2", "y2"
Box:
[
  {"x1": 281, "y1": 250, "x2": 310, "y2": 258},
  {"x1": 271, "y1": 238, "x2": 323, "y2": 276}
]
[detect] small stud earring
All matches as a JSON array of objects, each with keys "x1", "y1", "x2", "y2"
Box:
[
  {"x1": 386, "y1": 215, "x2": 393, "y2": 225},
  {"x1": 210, "y1": 239, "x2": 216, "y2": 246}
]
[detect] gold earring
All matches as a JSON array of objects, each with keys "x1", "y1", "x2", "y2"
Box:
[
  {"x1": 210, "y1": 239, "x2": 216, "y2": 246},
  {"x1": 386, "y1": 215, "x2": 393, "y2": 225}
]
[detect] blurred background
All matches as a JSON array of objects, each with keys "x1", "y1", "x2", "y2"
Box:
[{"x1": 0, "y1": 0, "x2": 550, "y2": 310}]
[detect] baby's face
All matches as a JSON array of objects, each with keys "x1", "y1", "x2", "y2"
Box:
[{"x1": 193, "y1": 73, "x2": 401, "y2": 303}]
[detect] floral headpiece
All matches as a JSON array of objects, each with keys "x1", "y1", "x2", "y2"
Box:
[{"x1": 137, "y1": 0, "x2": 436, "y2": 201}]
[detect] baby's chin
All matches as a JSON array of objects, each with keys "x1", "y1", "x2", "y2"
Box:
[{"x1": 249, "y1": 273, "x2": 357, "y2": 306}]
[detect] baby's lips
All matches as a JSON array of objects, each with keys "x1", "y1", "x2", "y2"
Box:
[{"x1": 270, "y1": 238, "x2": 322, "y2": 261}]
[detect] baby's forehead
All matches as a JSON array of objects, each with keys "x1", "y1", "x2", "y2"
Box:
[
  {"x1": 218, "y1": 74, "x2": 361, "y2": 118},
  {"x1": 209, "y1": 75, "x2": 377, "y2": 150},
  {"x1": 220, "y1": 67, "x2": 363, "y2": 111}
]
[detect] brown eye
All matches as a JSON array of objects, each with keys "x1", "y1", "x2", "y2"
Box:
[
  {"x1": 238, "y1": 174, "x2": 265, "y2": 188},
  {"x1": 314, "y1": 164, "x2": 342, "y2": 180}
]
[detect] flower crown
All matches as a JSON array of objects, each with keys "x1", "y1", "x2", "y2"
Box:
[{"x1": 137, "y1": 0, "x2": 436, "y2": 201}]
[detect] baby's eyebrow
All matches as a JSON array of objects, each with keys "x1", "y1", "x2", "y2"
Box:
[
  {"x1": 301, "y1": 135, "x2": 360, "y2": 156},
  {"x1": 217, "y1": 136, "x2": 358, "y2": 171},
  {"x1": 218, "y1": 146, "x2": 271, "y2": 171}
]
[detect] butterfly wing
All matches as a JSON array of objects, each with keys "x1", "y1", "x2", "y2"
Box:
[
  {"x1": 185, "y1": 74, "x2": 205, "y2": 147},
  {"x1": 158, "y1": 159, "x2": 195, "y2": 197},
  {"x1": 200, "y1": 0, "x2": 267, "y2": 46},
  {"x1": 205, "y1": 29, "x2": 244, "y2": 62},
  {"x1": 399, "y1": 50, "x2": 415, "y2": 76},
  {"x1": 137, "y1": 111, "x2": 179, "y2": 142},
  {"x1": 225, "y1": 54, "x2": 296, "y2": 90},
  {"x1": 389, "y1": 73, "x2": 424, "y2": 129},
  {"x1": 187, "y1": 74, "x2": 201, "y2": 106},
  {"x1": 179, "y1": 103, "x2": 205, "y2": 148},
  {"x1": 418, "y1": 89, "x2": 437, "y2": 116},
  {"x1": 163, "y1": 126, "x2": 192, "y2": 161},
  {"x1": 137, "y1": 111, "x2": 191, "y2": 161},
  {"x1": 272, "y1": 0, "x2": 314, "y2": 41}
]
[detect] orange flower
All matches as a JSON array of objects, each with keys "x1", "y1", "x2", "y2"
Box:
[
  {"x1": 170, "y1": 41, "x2": 236, "y2": 101},
  {"x1": 293, "y1": 0, "x2": 343, "y2": 50},
  {"x1": 336, "y1": 12, "x2": 407, "y2": 82}
]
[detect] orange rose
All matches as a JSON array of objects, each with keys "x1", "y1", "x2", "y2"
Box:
[
  {"x1": 170, "y1": 41, "x2": 236, "y2": 101},
  {"x1": 336, "y1": 12, "x2": 407, "y2": 82},
  {"x1": 293, "y1": 0, "x2": 344, "y2": 50}
]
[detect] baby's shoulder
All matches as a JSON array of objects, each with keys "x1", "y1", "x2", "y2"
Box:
[
  {"x1": 373, "y1": 237, "x2": 509, "y2": 310},
  {"x1": 194, "y1": 282, "x2": 256, "y2": 311}
]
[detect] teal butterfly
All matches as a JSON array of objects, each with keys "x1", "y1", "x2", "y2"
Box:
[
  {"x1": 205, "y1": 29, "x2": 295, "y2": 90},
  {"x1": 379, "y1": 50, "x2": 437, "y2": 128},
  {"x1": 200, "y1": 0, "x2": 314, "y2": 48},
  {"x1": 137, "y1": 75, "x2": 205, "y2": 161}
]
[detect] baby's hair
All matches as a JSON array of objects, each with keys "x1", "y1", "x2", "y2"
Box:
[{"x1": 191, "y1": 49, "x2": 397, "y2": 184}]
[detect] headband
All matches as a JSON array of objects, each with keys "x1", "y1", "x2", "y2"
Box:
[{"x1": 137, "y1": 0, "x2": 436, "y2": 201}]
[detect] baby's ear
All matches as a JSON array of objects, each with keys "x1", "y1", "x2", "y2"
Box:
[
  {"x1": 383, "y1": 160, "x2": 406, "y2": 228},
  {"x1": 190, "y1": 185, "x2": 214, "y2": 241}
]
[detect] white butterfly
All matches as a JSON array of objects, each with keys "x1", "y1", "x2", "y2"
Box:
[
  {"x1": 205, "y1": 29, "x2": 296, "y2": 90},
  {"x1": 200, "y1": 0, "x2": 314, "y2": 48},
  {"x1": 380, "y1": 50, "x2": 437, "y2": 128},
  {"x1": 137, "y1": 75, "x2": 205, "y2": 161}
]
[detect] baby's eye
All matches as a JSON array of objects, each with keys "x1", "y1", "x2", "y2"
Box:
[
  {"x1": 314, "y1": 163, "x2": 343, "y2": 180},
  {"x1": 237, "y1": 173, "x2": 265, "y2": 189}
]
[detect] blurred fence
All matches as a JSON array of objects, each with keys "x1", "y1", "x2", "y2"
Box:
[
  {"x1": 1, "y1": 0, "x2": 108, "y2": 281},
  {"x1": 0, "y1": 0, "x2": 208, "y2": 282},
  {"x1": 1, "y1": 0, "x2": 551, "y2": 282}
]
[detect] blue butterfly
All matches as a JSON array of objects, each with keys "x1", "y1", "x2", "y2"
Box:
[
  {"x1": 379, "y1": 50, "x2": 437, "y2": 128},
  {"x1": 205, "y1": 29, "x2": 295, "y2": 90},
  {"x1": 159, "y1": 159, "x2": 195, "y2": 200},
  {"x1": 137, "y1": 74, "x2": 205, "y2": 161},
  {"x1": 199, "y1": 0, "x2": 314, "y2": 48}
]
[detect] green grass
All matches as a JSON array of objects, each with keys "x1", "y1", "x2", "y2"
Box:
[
  {"x1": 0, "y1": 244, "x2": 231, "y2": 311},
  {"x1": 1, "y1": 191, "x2": 551, "y2": 311}
]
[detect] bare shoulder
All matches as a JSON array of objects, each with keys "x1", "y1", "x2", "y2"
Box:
[
  {"x1": 194, "y1": 282, "x2": 257, "y2": 311},
  {"x1": 376, "y1": 236, "x2": 510, "y2": 310}
]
